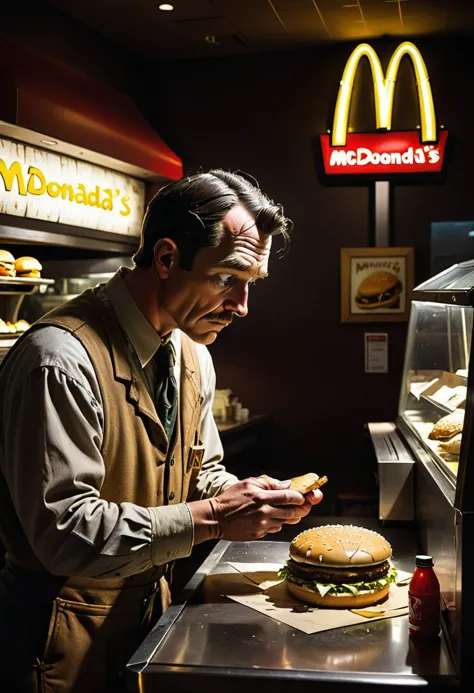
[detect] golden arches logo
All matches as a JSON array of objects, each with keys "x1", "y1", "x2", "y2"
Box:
[{"x1": 332, "y1": 41, "x2": 436, "y2": 147}]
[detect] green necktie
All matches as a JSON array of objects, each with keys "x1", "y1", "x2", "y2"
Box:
[{"x1": 154, "y1": 342, "x2": 178, "y2": 443}]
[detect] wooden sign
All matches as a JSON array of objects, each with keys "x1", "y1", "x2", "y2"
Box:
[{"x1": 0, "y1": 137, "x2": 145, "y2": 236}]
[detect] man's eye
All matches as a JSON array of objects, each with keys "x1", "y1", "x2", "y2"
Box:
[{"x1": 211, "y1": 274, "x2": 235, "y2": 288}]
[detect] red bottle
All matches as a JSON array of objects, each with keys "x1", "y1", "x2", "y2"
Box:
[{"x1": 408, "y1": 555, "x2": 440, "y2": 638}]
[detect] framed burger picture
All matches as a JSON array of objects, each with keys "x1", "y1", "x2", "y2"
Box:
[{"x1": 340, "y1": 247, "x2": 414, "y2": 323}]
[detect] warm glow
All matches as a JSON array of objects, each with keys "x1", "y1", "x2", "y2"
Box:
[
  {"x1": 158, "y1": 3, "x2": 174, "y2": 10},
  {"x1": 332, "y1": 41, "x2": 436, "y2": 147}
]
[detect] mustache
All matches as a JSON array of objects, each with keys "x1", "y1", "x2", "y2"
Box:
[{"x1": 204, "y1": 311, "x2": 234, "y2": 323}]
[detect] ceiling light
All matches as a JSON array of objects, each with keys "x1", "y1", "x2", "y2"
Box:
[
  {"x1": 158, "y1": 3, "x2": 174, "y2": 10},
  {"x1": 41, "y1": 139, "x2": 58, "y2": 146}
]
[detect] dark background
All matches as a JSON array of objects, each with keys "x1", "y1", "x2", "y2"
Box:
[{"x1": 4, "y1": 3, "x2": 474, "y2": 506}]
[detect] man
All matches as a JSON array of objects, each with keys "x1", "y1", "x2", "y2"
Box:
[{"x1": 0, "y1": 170, "x2": 323, "y2": 691}]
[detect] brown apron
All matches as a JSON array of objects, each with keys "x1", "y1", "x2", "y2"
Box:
[{"x1": 0, "y1": 561, "x2": 170, "y2": 692}]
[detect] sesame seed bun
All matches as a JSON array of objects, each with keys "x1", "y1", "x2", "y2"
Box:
[
  {"x1": 281, "y1": 525, "x2": 395, "y2": 609},
  {"x1": 289, "y1": 525, "x2": 392, "y2": 567},
  {"x1": 428, "y1": 410, "x2": 464, "y2": 441}
]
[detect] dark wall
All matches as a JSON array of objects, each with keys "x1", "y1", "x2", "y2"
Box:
[
  {"x1": 150, "y1": 37, "x2": 474, "y2": 488},
  {"x1": 5, "y1": 6, "x2": 474, "y2": 495},
  {"x1": 2, "y1": 1, "x2": 150, "y2": 114}
]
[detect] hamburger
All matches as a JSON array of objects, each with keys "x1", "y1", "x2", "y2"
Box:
[
  {"x1": 279, "y1": 525, "x2": 397, "y2": 608},
  {"x1": 438, "y1": 433, "x2": 462, "y2": 455},
  {"x1": 0, "y1": 249, "x2": 16, "y2": 278},
  {"x1": 15, "y1": 256, "x2": 42, "y2": 279},
  {"x1": 428, "y1": 410, "x2": 464, "y2": 441},
  {"x1": 355, "y1": 271, "x2": 402, "y2": 310}
]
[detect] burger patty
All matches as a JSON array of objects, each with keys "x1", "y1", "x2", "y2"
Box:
[
  {"x1": 356, "y1": 284, "x2": 401, "y2": 305},
  {"x1": 288, "y1": 559, "x2": 390, "y2": 584}
]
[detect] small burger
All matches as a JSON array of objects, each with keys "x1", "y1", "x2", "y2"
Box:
[
  {"x1": 428, "y1": 410, "x2": 464, "y2": 442},
  {"x1": 0, "y1": 249, "x2": 16, "y2": 278},
  {"x1": 15, "y1": 256, "x2": 42, "y2": 279},
  {"x1": 355, "y1": 271, "x2": 402, "y2": 310},
  {"x1": 279, "y1": 525, "x2": 397, "y2": 608}
]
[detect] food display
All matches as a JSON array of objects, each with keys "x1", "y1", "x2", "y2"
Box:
[
  {"x1": 279, "y1": 525, "x2": 397, "y2": 608},
  {"x1": 428, "y1": 410, "x2": 465, "y2": 441},
  {"x1": 0, "y1": 319, "x2": 31, "y2": 334},
  {"x1": 399, "y1": 295, "x2": 472, "y2": 479},
  {"x1": 0, "y1": 249, "x2": 45, "y2": 367},
  {"x1": 438, "y1": 434, "x2": 462, "y2": 455},
  {"x1": 289, "y1": 473, "x2": 328, "y2": 494},
  {"x1": 0, "y1": 250, "x2": 42, "y2": 279},
  {"x1": 15, "y1": 256, "x2": 42, "y2": 279},
  {"x1": 0, "y1": 249, "x2": 16, "y2": 277}
]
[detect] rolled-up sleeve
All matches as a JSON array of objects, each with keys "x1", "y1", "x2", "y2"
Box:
[{"x1": 0, "y1": 328, "x2": 193, "y2": 578}]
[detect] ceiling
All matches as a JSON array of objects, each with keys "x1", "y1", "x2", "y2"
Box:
[{"x1": 49, "y1": 0, "x2": 474, "y2": 60}]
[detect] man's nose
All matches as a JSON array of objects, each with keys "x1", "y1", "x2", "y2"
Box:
[{"x1": 224, "y1": 282, "x2": 249, "y2": 318}]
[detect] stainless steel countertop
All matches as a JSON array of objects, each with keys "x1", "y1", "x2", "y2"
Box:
[{"x1": 127, "y1": 517, "x2": 459, "y2": 691}]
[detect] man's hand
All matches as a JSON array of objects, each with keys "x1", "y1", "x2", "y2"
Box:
[
  {"x1": 188, "y1": 475, "x2": 324, "y2": 544},
  {"x1": 212, "y1": 475, "x2": 306, "y2": 540},
  {"x1": 282, "y1": 487, "x2": 323, "y2": 524},
  {"x1": 250, "y1": 474, "x2": 324, "y2": 525},
  {"x1": 187, "y1": 475, "x2": 301, "y2": 543}
]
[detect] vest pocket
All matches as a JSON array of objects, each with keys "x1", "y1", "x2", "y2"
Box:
[{"x1": 39, "y1": 596, "x2": 143, "y2": 693}]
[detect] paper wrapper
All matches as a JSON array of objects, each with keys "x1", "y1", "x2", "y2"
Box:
[{"x1": 209, "y1": 562, "x2": 411, "y2": 635}]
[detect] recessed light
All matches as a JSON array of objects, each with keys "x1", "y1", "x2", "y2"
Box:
[
  {"x1": 41, "y1": 139, "x2": 58, "y2": 146},
  {"x1": 158, "y1": 3, "x2": 174, "y2": 10}
]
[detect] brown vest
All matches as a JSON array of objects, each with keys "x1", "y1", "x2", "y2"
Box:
[{"x1": 1, "y1": 287, "x2": 203, "y2": 573}]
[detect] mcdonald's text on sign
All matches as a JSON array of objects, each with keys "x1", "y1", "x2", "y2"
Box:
[
  {"x1": 320, "y1": 42, "x2": 448, "y2": 176},
  {"x1": 320, "y1": 131, "x2": 448, "y2": 175},
  {"x1": 0, "y1": 137, "x2": 145, "y2": 235}
]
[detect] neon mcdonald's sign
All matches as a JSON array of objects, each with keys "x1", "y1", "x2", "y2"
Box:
[{"x1": 320, "y1": 41, "x2": 448, "y2": 176}]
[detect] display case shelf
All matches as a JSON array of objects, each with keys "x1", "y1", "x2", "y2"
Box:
[
  {"x1": 0, "y1": 277, "x2": 54, "y2": 342},
  {"x1": 0, "y1": 276, "x2": 54, "y2": 296},
  {"x1": 0, "y1": 276, "x2": 54, "y2": 286},
  {"x1": 420, "y1": 392, "x2": 461, "y2": 416}
]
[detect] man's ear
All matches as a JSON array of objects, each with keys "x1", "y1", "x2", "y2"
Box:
[{"x1": 154, "y1": 239, "x2": 179, "y2": 278}]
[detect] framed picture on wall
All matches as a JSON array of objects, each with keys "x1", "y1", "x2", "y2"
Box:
[{"x1": 340, "y1": 247, "x2": 414, "y2": 323}]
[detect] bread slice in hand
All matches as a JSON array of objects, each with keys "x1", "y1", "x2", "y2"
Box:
[{"x1": 289, "y1": 473, "x2": 328, "y2": 494}]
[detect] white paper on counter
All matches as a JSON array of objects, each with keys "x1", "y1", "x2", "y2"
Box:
[{"x1": 219, "y1": 563, "x2": 411, "y2": 635}]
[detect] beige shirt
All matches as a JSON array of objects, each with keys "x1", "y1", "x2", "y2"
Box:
[{"x1": 0, "y1": 270, "x2": 238, "y2": 577}]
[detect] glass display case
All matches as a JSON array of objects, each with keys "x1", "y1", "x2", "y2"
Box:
[
  {"x1": 398, "y1": 260, "x2": 474, "y2": 502},
  {"x1": 370, "y1": 260, "x2": 474, "y2": 680},
  {"x1": 399, "y1": 301, "x2": 471, "y2": 481}
]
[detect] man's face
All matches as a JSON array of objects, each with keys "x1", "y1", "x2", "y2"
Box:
[{"x1": 159, "y1": 204, "x2": 271, "y2": 344}]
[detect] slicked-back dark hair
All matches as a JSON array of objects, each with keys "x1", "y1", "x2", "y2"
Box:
[{"x1": 133, "y1": 169, "x2": 292, "y2": 271}]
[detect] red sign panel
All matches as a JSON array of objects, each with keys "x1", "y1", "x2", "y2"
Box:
[{"x1": 320, "y1": 130, "x2": 448, "y2": 175}]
